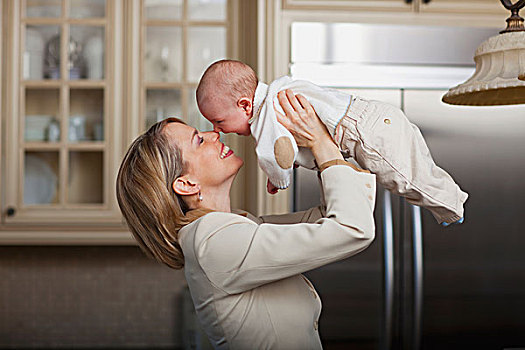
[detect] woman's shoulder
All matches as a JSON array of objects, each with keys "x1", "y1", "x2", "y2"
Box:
[
  {"x1": 181, "y1": 211, "x2": 257, "y2": 239},
  {"x1": 200, "y1": 211, "x2": 257, "y2": 226}
]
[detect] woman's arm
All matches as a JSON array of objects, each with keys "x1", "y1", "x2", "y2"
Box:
[
  {"x1": 259, "y1": 206, "x2": 324, "y2": 224},
  {"x1": 194, "y1": 164, "x2": 376, "y2": 294}
]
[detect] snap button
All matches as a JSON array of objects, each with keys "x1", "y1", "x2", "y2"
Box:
[
  {"x1": 314, "y1": 321, "x2": 318, "y2": 330},
  {"x1": 368, "y1": 195, "x2": 373, "y2": 201},
  {"x1": 384, "y1": 118, "x2": 391, "y2": 124},
  {"x1": 365, "y1": 183, "x2": 371, "y2": 188}
]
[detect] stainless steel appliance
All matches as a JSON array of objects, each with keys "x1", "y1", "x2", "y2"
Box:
[{"x1": 291, "y1": 23, "x2": 525, "y2": 350}]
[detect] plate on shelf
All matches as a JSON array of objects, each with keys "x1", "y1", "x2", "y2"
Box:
[
  {"x1": 24, "y1": 154, "x2": 57, "y2": 205},
  {"x1": 25, "y1": 115, "x2": 53, "y2": 141}
]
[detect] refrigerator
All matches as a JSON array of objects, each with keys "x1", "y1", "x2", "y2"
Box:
[{"x1": 291, "y1": 23, "x2": 525, "y2": 350}]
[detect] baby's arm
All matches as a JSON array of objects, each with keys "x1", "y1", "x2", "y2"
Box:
[{"x1": 251, "y1": 97, "x2": 298, "y2": 190}]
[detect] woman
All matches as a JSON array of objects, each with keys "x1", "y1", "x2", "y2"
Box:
[{"x1": 116, "y1": 90, "x2": 376, "y2": 349}]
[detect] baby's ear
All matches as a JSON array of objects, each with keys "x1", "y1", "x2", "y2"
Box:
[{"x1": 238, "y1": 97, "x2": 253, "y2": 116}]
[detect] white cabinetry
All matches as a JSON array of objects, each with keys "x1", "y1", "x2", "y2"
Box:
[
  {"x1": 0, "y1": 0, "x2": 241, "y2": 243},
  {"x1": 282, "y1": 0, "x2": 413, "y2": 12},
  {"x1": 282, "y1": 0, "x2": 508, "y2": 15},
  {"x1": 419, "y1": 0, "x2": 507, "y2": 15}
]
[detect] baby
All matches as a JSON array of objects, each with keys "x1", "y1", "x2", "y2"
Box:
[{"x1": 196, "y1": 60, "x2": 468, "y2": 226}]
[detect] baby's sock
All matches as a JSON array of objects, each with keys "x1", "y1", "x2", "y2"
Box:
[{"x1": 442, "y1": 217, "x2": 464, "y2": 227}]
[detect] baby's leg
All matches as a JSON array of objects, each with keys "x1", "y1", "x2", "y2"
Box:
[{"x1": 337, "y1": 97, "x2": 468, "y2": 225}]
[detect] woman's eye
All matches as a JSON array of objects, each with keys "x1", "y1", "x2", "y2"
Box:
[
  {"x1": 217, "y1": 121, "x2": 223, "y2": 124},
  {"x1": 199, "y1": 136, "x2": 204, "y2": 144}
]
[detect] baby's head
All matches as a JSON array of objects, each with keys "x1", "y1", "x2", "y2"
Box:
[{"x1": 196, "y1": 60, "x2": 258, "y2": 136}]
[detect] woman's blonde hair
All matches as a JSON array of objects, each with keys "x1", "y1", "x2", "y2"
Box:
[{"x1": 116, "y1": 117, "x2": 210, "y2": 269}]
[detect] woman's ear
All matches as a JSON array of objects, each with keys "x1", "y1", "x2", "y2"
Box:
[
  {"x1": 172, "y1": 176, "x2": 200, "y2": 196},
  {"x1": 237, "y1": 97, "x2": 253, "y2": 116}
]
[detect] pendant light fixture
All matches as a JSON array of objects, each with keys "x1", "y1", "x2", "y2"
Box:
[{"x1": 442, "y1": 0, "x2": 525, "y2": 106}]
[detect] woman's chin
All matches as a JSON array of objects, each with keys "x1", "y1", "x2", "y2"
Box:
[{"x1": 232, "y1": 155, "x2": 244, "y2": 171}]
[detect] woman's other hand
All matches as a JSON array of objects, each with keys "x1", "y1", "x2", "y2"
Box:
[
  {"x1": 275, "y1": 89, "x2": 343, "y2": 166},
  {"x1": 267, "y1": 179, "x2": 279, "y2": 194}
]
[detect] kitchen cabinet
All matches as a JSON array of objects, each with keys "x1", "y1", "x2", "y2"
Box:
[
  {"x1": 3, "y1": 0, "x2": 124, "y2": 226},
  {"x1": 419, "y1": 0, "x2": 507, "y2": 15},
  {"x1": 1, "y1": 0, "x2": 239, "y2": 240},
  {"x1": 282, "y1": 0, "x2": 507, "y2": 15},
  {"x1": 282, "y1": 0, "x2": 413, "y2": 12}
]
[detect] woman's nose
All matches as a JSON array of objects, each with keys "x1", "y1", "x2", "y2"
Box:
[{"x1": 204, "y1": 131, "x2": 220, "y2": 141}]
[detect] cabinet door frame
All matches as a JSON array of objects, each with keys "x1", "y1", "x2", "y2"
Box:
[
  {"x1": 419, "y1": 0, "x2": 508, "y2": 15},
  {"x1": 0, "y1": 0, "x2": 3, "y2": 221},
  {"x1": 282, "y1": 0, "x2": 414, "y2": 12},
  {"x1": 3, "y1": 0, "x2": 124, "y2": 227}
]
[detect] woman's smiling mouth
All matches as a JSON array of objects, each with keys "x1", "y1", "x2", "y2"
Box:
[{"x1": 220, "y1": 144, "x2": 233, "y2": 159}]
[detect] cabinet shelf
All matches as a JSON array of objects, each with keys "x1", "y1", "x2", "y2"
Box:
[
  {"x1": 22, "y1": 81, "x2": 62, "y2": 88},
  {"x1": 21, "y1": 18, "x2": 107, "y2": 25},
  {"x1": 144, "y1": 82, "x2": 186, "y2": 89},
  {"x1": 23, "y1": 142, "x2": 61, "y2": 150},
  {"x1": 22, "y1": 81, "x2": 106, "y2": 88},
  {"x1": 23, "y1": 142, "x2": 106, "y2": 150},
  {"x1": 144, "y1": 19, "x2": 227, "y2": 26},
  {"x1": 66, "y1": 142, "x2": 106, "y2": 150}
]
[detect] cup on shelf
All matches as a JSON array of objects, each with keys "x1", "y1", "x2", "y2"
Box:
[
  {"x1": 46, "y1": 119, "x2": 60, "y2": 142},
  {"x1": 93, "y1": 121, "x2": 104, "y2": 141},
  {"x1": 69, "y1": 115, "x2": 87, "y2": 142}
]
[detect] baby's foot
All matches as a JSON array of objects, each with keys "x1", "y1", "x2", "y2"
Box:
[{"x1": 441, "y1": 217, "x2": 464, "y2": 227}]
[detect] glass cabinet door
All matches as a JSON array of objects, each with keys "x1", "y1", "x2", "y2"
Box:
[
  {"x1": 4, "y1": 0, "x2": 122, "y2": 225},
  {"x1": 141, "y1": 0, "x2": 228, "y2": 131}
]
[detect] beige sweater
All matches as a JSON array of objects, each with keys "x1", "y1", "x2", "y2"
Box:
[{"x1": 180, "y1": 165, "x2": 376, "y2": 349}]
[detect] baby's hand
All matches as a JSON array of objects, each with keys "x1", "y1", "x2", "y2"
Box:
[{"x1": 267, "y1": 179, "x2": 279, "y2": 195}]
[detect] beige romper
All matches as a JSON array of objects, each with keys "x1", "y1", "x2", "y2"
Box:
[
  {"x1": 335, "y1": 96, "x2": 468, "y2": 224},
  {"x1": 252, "y1": 77, "x2": 468, "y2": 225}
]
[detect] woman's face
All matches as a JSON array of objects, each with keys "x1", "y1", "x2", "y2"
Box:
[{"x1": 163, "y1": 122, "x2": 243, "y2": 189}]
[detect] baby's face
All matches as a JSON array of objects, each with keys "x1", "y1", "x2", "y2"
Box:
[{"x1": 200, "y1": 98, "x2": 251, "y2": 136}]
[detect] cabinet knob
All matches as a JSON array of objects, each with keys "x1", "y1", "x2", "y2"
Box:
[{"x1": 6, "y1": 207, "x2": 16, "y2": 217}]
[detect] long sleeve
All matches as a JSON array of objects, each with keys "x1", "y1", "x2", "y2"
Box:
[
  {"x1": 259, "y1": 171, "x2": 326, "y2": 224},
  {"x1": 251, "y1": 98, "x2": 298, "y2": 189},
  {"x1": 191, "y1": 165, "x2": 376, "y2": 295},
  {"x1": 250, "y1": 76, "x2": 352, "y2": 189}
]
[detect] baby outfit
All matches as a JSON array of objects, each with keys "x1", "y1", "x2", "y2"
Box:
[{"x1": 249, "y1": 76, "x2": 468, "y2": 225}]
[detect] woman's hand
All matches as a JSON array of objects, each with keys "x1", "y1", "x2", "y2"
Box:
[
  {"x1": 275, "y1": 89, "x2": 330, "y2": 149},
  {"x1": 275, "y1": 89, "x2": 343, "y2": 166}
]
